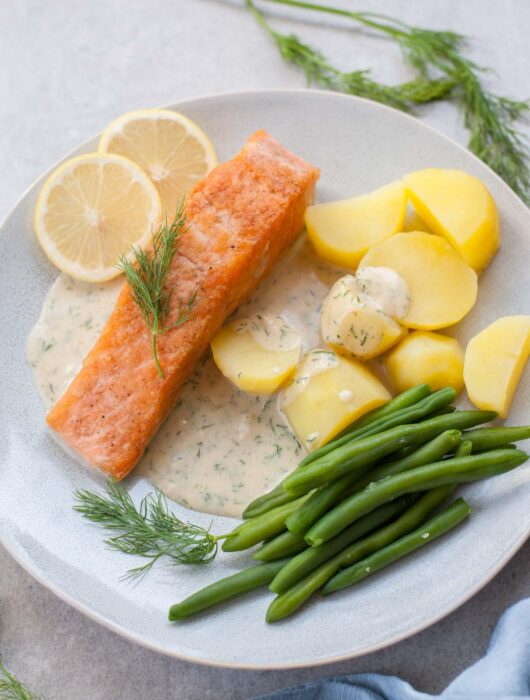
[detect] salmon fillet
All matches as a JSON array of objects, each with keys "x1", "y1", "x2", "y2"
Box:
[{"x1": 46, "y1": 130, "x2": 319, "y2": 479}]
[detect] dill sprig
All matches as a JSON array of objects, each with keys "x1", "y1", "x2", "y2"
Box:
[
  {"x1": 248, "y1": 0, "x2": 454, "y2": 113},
  {"x1": 117, "y1": 206, "x2": 198, "y2": 379},
  {"x1": 396, "y1": 26, "x2": 530, "y2": 201},
  {"x1": 249, "y1": 0, "x2": 530, "y2": 202},
  {"x1": 0, "y1": 660, "x2": 39, "y2": 700},
  {"x1": 74, "y1": 479, "x2": 219, "y2": 580}
]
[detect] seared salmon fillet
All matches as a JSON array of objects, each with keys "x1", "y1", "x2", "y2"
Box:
[{"x1": 46, "y1": 130, "x2": 319, "y2": 479}]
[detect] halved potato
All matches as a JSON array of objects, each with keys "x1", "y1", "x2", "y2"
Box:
[
  {"x1": 211, "y1": 315, "x2": 302, "y2": 394},
  {"x1": 404, "y1": 169, "x2": 500, "y2": 273},
  {"x1": 385, "y1": 331, "x2": 464, "y2": 393},
  {"x1": 359, "y1": 231, "x2": 478, "y2": 330},
  {"x1": 305, "y1": 180, "x2": 406, "y2": 268},
  {"x1": 464, "y1": 316, "x2": 530, "y2": 418},
  {"x1": 281, "y1": 349, "x2": 391, "y2": 450}
]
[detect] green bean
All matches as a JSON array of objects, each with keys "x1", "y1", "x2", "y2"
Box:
[
  {"x1": 428, "y1": 406, "x2": 457, "y2": 417},
  {"x1": 241, "y1": 484, "x2": 295, "y2": 520},
  {"x1": 285, "y1": 429, "x2": 461, "y2": 535},
  {"x1": 266, "y1": 487, "x2": 453, "y2": 622},
  {"x1": 456, "y1": 440, "x2": 473, "y2": 457},
  {"x1": 270, "y1": 497, "x2": 412, "y2": 594},
  {"x1": 323, "y1": 498, "x2": 470, "y2": 595},
  {"x1": 243, "y1": 385, "x2": 434, "y2": 519},
  {"x1": 463, "y1": 426, "x2": 530, "y2": 452},
  {"x1": 298, "y1": 384, "x2": 433, "y2": 468},
  {"x1": 391, "y1": 444, "x2": 421, "y2": 461},
  {"x1": 284, "y1": 473, "x2": 367, "y2": 535},
  {"x1": 284, "y1": 410, "x2": 497, "y2": 496},
  {"x1": 253, "y1": 530, "x2": 307, "y2": 561},
  {"x1": 475, "y1": 443, "x2": 517, "y2": 452},
  {"x1": 306, "y1": 449, "x2": 526, "y2": 546},
  {"x1": 222, "y1": 496, "x2": 307, "y2": 552},
  {"x1": 352, "y1": 429, "x2": 463, "y2": 493},
  {"x1": 169, "y1": 559, "x2": 289, "y2": 621}
]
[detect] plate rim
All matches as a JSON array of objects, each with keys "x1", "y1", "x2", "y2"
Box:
[{"x1": 1, "y1": 87, "x2": 529, "y2": 671}]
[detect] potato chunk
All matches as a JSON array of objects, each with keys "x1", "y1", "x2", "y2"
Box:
[
  {"x1": 281, "y1": 349, "x2": 390, "y2": 450},
  {"x1": 385, "y1": 331, "x2": 464, "y2": 393},
  {"x1": 464, "y1": 316, "x2": 530, "y2": 418},
  {"x1": 305, "y1": 180, "x2": 406, "y2": 267},
  {"x1": 404, "y1": 169, "x2": 500, "y2": 273},
  {"x1": 320, "y1": 273, "x2": 407, "y2": 360},
  {"x1": 211, "y1": 315, "x2": 302, "y2": 394},
  {"x1": 359, "y1": 231, "x2": 478, "y2": 330}
]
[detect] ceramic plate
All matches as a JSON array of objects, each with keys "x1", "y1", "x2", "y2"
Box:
[{"x1": 1, "y1": 90, "x2": 529, "y2": 669}]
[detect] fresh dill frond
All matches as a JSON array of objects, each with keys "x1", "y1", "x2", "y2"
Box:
[
  {"x1": 74, "y1": 479, "x2": 219, "y2": 580},
  {"x1": 247, "y1": 1, "x2": 454, "y2": 113},
  {"x1": 0, "y1": 660, "x2": 39, "y2": 700},
  {"x1": 117, "y1": 206, "x2": 198, "y2": 378},
  {"x1": 251, "y1": 0, "x2": 530, "y2": 202},
  {"x1": 396, "y1": 26, "x2": 530, "y2": 201}
]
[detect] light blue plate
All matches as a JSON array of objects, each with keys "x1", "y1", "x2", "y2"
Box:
[{"x1": 1, "y1": 90, "x2": 529, "y2": 669}]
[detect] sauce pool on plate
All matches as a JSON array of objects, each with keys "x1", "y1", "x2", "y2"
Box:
[{"x1": 27, "y1": 237, "x2": 343, "y2": 517}]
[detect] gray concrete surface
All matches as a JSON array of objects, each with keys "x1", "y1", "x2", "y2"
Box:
[{"x1": 1, "y1": 1, "x2": 529, "y2": 697}]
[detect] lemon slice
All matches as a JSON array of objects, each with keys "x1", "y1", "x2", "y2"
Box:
[
  {"x1": 34, "y1": 153, "x2": 161, "y2": 282},
  {"x1": 99, "y1": 109, "x2": 217, "y2": 216}
]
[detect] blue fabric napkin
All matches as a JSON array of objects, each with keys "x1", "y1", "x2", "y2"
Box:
[{"x1": 256, "y1": 598, "x2": 530, "y2": 699}]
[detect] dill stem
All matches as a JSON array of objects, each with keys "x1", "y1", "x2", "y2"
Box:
[
  {"x1": 152, "y1": 331, "x2": 163, "y2": 379},
  {"x1": 248, "y1": 0, "x2": 275, "y2": 34},
  {"x1": 262, "y1": 0, "x2": 404, "y2": 37}
]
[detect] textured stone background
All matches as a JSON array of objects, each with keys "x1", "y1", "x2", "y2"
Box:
[{"x1": 1, "y1": 1, "x2": 529, "y2": 697}]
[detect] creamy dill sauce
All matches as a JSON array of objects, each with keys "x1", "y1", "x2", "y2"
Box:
[
  {"x1": 27, "y1": 237, "x2": 342, "y2": 517},
  {"x1": 27, "y1": 275, "x2": 123, "y2": 403},
  {"x1": 356, "y1": 266, "x2": 410, "y2": 320},
  {"x1": 232, "y1": 314, "x2": 301, "y2": 352}
]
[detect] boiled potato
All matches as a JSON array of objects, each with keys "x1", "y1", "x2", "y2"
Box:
[
  {"x1": 404, "y1": 169, "x2": 500, "y2": 273},
  {"x1": 385, "y1": 331, "x2": 464, "y2": 393},
  {"x1": 281, "y1": 349, "x2": 391, "y2": 450},
  {"x1": 320, "y1": 274, "x2": 407, "y2": 359},
  {"x1": 359, "y1": 231, "x2": 478, "y2": 330},
  {"x1": 464, "y1": 316, "x2": 530, "y2": 418},
  {"x1": 211, "y1": 315, "x2": 302, "y2": 394},
  {"x1": 305, "y1": 180, "x2": 406, "y2": 268}
]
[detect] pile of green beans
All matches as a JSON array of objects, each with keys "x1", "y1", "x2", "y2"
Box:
[{"x1": 168, "y1": 385, "x2": 530, "y2": 623}]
